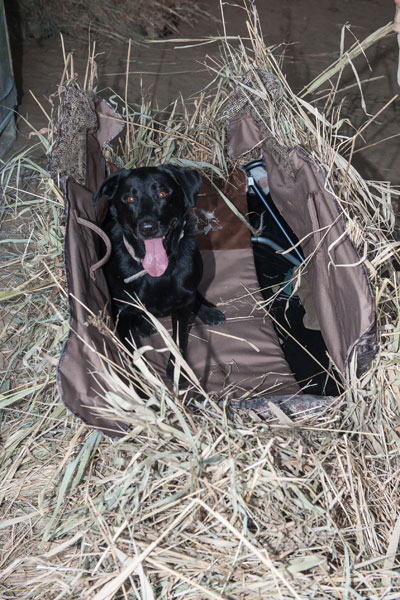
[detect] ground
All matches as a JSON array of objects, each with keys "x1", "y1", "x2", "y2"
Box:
[{"x1": 6, "y1": 0, "x2": 400, "y2": 187}]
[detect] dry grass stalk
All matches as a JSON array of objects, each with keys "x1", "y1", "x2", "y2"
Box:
[{"x1": 1, "y1": 2, "x2": 400, "y2": 598}]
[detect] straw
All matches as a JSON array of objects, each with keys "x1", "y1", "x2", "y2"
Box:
[{"x1": 1, "y1": 2, "x2": 400, "y2": 598}]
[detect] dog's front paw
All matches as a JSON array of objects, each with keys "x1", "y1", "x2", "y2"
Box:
[{"x1": 197, "y1": 304, "x2": 225, "y2": 325}]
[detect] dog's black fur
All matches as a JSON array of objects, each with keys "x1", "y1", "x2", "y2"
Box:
[{"x1": 94, "y1": 165, "x2": 225, "y2": 377}]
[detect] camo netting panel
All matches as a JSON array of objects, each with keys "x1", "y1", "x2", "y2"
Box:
[
  {"x1": 226, "y1": 69, "x2": 295, "y2": 177},
  {"x1": 48, "y1": 86, "x2": 98, "y2": 185}
]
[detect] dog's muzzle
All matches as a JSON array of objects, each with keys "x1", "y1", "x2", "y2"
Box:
[{"x1": 124, "y1": 219, "x2": 187, "y2": 280}]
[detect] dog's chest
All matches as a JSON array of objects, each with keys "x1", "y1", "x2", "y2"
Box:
[{"x1": 133, "y1": 273, "x2": 196, "y2": 317}]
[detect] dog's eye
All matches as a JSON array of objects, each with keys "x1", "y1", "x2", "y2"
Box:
[
  {"x1": 158, "y1": 191, "x2": 167, "y2": 199},
  {"x1": 126, "y1": 195, "x2": 135, "y2": 203}
]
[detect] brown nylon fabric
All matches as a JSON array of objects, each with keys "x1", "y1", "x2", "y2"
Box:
[
  {"x1": 227, "y1": 111, "x2": 376, "y2": 376},
  {"x1": 227, "y1": 115, "x2": 264, "y2": 162},
  {"x1": 265, "y1": 145, "x2": 376, "y2": 375},
  {"x1": 56, "y1": 95, "x2": 127, "y2": 437},
  {"x1": 196, "y1": 172, "x2": 250, "y2": 250}
]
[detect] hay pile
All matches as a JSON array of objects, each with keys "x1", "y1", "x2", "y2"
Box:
[{"x1": 1, "y1": 4, "x2": 400, "y2": 599}]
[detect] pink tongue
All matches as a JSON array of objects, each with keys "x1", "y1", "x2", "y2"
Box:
[{"x1": 143, "y1": 237, "x2": 168, "y2": 277}]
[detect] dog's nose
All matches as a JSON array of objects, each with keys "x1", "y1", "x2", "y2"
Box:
[{"x1": 138, "y1": 220, "x2": 158, "y2": 238}]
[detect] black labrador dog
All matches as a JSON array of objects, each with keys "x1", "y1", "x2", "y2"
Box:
[{"x1": 94, "y1": 165, "x2": 224, "y2": 377}]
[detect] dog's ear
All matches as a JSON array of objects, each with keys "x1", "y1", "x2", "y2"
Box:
[
  {"x1": 160, "y1": 165, "x2": 202, "y2": 207},
  {"x1": 93, "y1": 169, "x2": 130, "y2": 205}
]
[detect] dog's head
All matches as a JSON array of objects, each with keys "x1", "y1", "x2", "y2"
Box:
[{"x1": 94, "y1": 165, "x2": 202, "y2": 277}]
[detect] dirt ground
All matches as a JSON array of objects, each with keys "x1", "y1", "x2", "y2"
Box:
[{"x1": 5, "y1": 0, "x2": 400, "y2": 187}]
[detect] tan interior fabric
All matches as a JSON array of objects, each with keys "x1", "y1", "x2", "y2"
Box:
[
  {"x1": 142, "y1": 247, "x2": 300, "y2": 398},
  {"x1": 190, "y1": 248, "x2": 301, "y2": 396}
]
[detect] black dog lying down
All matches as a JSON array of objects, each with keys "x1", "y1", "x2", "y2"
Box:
[{"x1": 94, "y1": 164, "x2": 225, "y2": 377}]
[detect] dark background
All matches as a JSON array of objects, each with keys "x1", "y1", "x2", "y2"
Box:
[{"x1": 4, "y1": 0, "x2": 399, "y2": 187}]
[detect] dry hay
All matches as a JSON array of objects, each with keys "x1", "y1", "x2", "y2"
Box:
[{"x1": 1, "y1": 3, "x2": 400, "y2": 599}]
